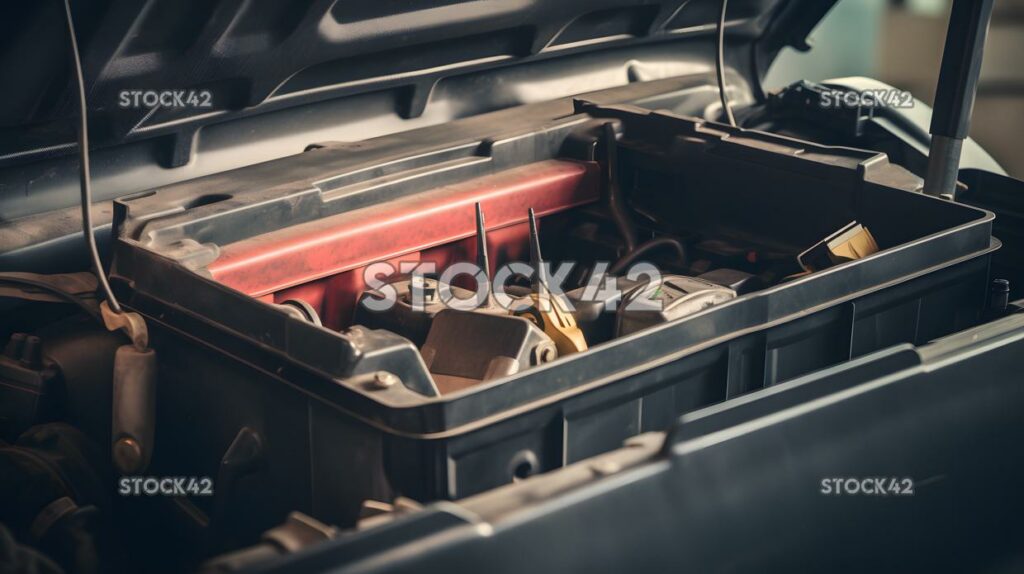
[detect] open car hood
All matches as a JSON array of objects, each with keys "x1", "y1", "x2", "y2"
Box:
[{"x1": 0, "y1": 0, "x2": 835, "y2": 170}]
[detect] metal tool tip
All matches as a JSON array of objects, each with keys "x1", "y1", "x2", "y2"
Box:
[
  {"x1": 475, "y1": 203, "x2": 487, "y2": 237},
  {"x1": 475, "y1": 203, "x2": 492, "y2": 298},
  {"x1": 527, "y1": 208, "x2": 548, "y2": 291}
]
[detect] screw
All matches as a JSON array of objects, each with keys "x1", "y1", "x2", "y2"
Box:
[
  {"x1": 532, "y1": 342, "x2": 557, "y2": 365},
  {"x1": 371, "y1": 371, "x2": 399, "y2": 390},
  {"x1": 410, "y1": 277, "x2": 439, "y2": 305},
  {"x1": 113, "y1": 437, "x2": 144, "y2": 475}
]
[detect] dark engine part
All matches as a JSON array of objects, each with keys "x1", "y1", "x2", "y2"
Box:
[
  {"x1": 696, "y1": 269, "x2": 761, "y2": 295},
  {"x1": 200, "y1": 513, "x2": 338, "y2": 573},
  {"x1": 564, "y1": 276, "x2": 641, "y2": 344},
  {"x1": 274, "y1": 300, "x2": 322, "y2": 327},
  {"x1": 421, "y1": 310, "x2": 557, "y2": 394},
  {"x1": 616, "y1": 275, "x2": 737, "y2": 336},
  {"x1": 0, "y1": 319, "x2": 123, "y2": 444},
  {"x1": 0, "y1": 334, "x2": 58, "y2": 440},
  {"x1": 0, "y1": 424, "x2": 114, "y2": 574},
  {"x1": 566, "y1": 271, "x2": 744, "y2": 344},
  {"x1": 334, "y1": 326, "x2": 439, "y2": 397},
  {"x1": 354, "y1": 277, "x2": 476, "y2": 348}
]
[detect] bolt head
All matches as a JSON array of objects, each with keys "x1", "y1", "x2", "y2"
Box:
[
  {"x1": 372, "y1": 371, "x2": 399, "y2": 389},
  {"x1": 113, "y1": 437, "x2": 144, "y2": 474},
  {"x1": 410, "y1": 277, "x2": 439, "y2": 305},
  {"x1": 532, "y1": 342, "x2": 557, "y2": 365}
]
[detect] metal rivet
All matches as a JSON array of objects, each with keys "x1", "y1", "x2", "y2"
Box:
[
  {"x1": 371, "y1": 371, "x2": 399, "y2": 390},
  {"x1": 532, "y1": 342, "x2": 557, "y2": 365},
  {"x1": 113, "y1": 437, "x2": 143, "y2": 474}
]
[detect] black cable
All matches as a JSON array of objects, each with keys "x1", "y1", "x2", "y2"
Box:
[
  {"x1": 608, "y1": 237, "x2": 687, "y2": 275},
  {"x1": 601, "y1": 122, "x2": 638, "y2": 255},
  {"x1": 0, "y1": 277, "x2": 103, "y2": 323},
  {"x1": 716, "y1": 0, "x2": 737, "y2": 127},
  {"x1": 62, "y1": 0, "x2": 122, "y2": 314}
]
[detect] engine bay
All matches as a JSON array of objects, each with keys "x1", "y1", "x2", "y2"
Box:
[
  {"x1": 0, "y1": 74, "x2": 1005, "y2": 574},
  {"x1": 6, "y1": 0, "x2": 1024, "y2": 570},
  {"x1": 124, "y1": 101, "x2": 977, "y2": 398}
]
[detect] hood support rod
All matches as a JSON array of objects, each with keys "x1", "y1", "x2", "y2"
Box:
[{"x1": 923, "y1": 0, "x2": 995, "y2": 199}]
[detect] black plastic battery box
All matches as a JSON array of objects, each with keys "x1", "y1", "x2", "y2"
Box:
[{"x1": 108, "y1": 81, "x2": 996, "y2": 535}]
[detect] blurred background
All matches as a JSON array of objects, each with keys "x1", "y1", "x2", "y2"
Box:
[{"x1": 765, "y1": 0, "x2": 1024, "y2": 178}]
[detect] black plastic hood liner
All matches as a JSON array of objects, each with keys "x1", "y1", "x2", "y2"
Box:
[{"x1": 0, "y1": 0, "x2": 834, "y2": 168}]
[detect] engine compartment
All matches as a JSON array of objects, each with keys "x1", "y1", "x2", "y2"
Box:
[
  {"x1": 126, "y1": 102, "x2": 985, "y2": 398},
  {"x1": 2, "y1": 0, "x2": 1021, "y2": 568},
  {"x1": 0, "y1": 89, "x2": 1000, "y2": 573}
]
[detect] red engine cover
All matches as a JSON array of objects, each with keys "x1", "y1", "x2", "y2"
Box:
[{"x1": 207, "y1": 159, "x2": 600, "y2": 328}]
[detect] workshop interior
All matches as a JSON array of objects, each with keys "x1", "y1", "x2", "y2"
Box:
[{"x1": 2, "y1": 0, "x2": 1024, "y2": 572}]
